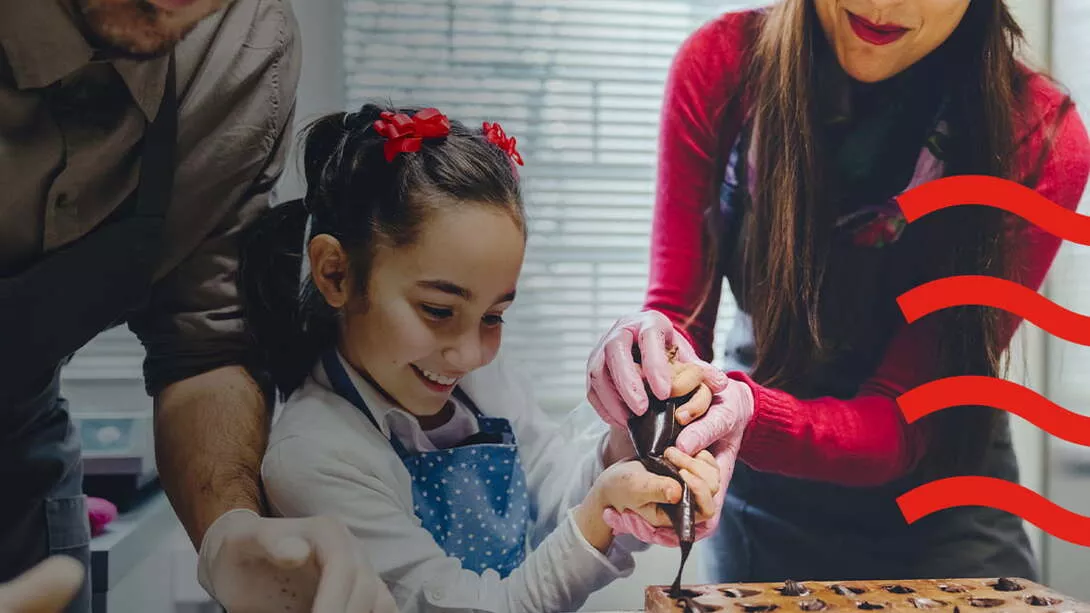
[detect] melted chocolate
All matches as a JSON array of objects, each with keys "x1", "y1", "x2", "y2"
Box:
[
  {"x1": 1024, "y1": 595, "x2": 1062, "y2": 607},
  {"x1": 799, "y1": 599, "x2": 828, "y2": 611},
  {"x1": 677, "y1": 598, "x2": 723, "y2": 613},
  {"x1": 992, "y1": 578, "x2": 1024, "y2": 592},
  {"x1": 857, "y1": 602, "x2": 886, "y2": 610},
  {"x1": 939, "y1": 585, "x2": 970, "y2": 594},
  {"x1": 909, "y1": 598, "x2": 947, "y2": 609},
  {"x1": 883, "y1": 585, "x2": 916, "y2": 594},
  {"x1": 832, "y1": 585, "x2": 867, "y2": 596},
  {"x1": 779, "y1": 581, "x2": 810, "y2": 597},
  {"x1": 628, "y1": 378, "x2": 699, "y2": 595},
  {"x1": 968, "y1": 598, "x2": 1005, "y2": 608}
]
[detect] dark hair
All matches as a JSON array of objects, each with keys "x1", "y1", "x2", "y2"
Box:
[
  {"x1": 241, "y1": 104, "x2": 525, "y2": 402},
  {"x1": 688, "y1": 1, "x2": 1075, "y2": 477}
]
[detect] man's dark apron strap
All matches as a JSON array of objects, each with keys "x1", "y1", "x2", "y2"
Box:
[{"x1": 0, "y1": 55, "x2": 178, "y2": 395}]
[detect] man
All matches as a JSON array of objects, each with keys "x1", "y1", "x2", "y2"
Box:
[{"x1": 0, "y1": 1, "x2": 397, "y2": 612}]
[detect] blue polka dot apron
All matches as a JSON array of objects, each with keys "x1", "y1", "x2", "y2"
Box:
[{"x1": 321, "y1": 350, "x2": 533, "y2": 578}]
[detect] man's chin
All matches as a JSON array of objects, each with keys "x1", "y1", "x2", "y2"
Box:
[{"x1": 76, "y1": 1, "x2": 203, "y2": 60}]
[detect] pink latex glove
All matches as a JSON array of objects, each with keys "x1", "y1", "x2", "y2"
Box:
[
  {"x1": 87, "y1": 498, "x2": 118, "y2": 537},
  {"x1": 604, "y1": 381, "x2": 754, "y2": 545},
  {"x1": 586, "y1": 309, "x2": 729, "y2": 426}
]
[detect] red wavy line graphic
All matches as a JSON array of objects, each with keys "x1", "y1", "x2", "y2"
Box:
[
  {"x1": 898, "y1": 477, "x2": 1090, "y2": 547},
  {"x1": 897, "y1": 376, "x2": 1090, "y2": 446},
  {"x1": 897, "y1": 275, "x2": 1090, "y2": 346},
  {"x1": 896, "y1": 175, "x2": 1090, "y2": 245}
]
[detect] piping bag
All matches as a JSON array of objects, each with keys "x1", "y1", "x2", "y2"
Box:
[{"x1": 627, "y1": 346, "x2": 698, "y2": 597}]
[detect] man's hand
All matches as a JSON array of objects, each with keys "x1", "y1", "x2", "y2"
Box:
[
  {"x1": 0, "y1": 556, "x2": 84, "y2": 613},
  {"x1": 198, "y1": 510, "x2": 398, "y2": 613}
]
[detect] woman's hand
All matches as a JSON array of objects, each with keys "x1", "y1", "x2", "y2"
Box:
[
  {"x1": 602, "y1": 360, "x2": 715, "y2": 466},
  {"x1": 586, "y1": 310, "x2": 728, "y2": 426},
  {"x1": 575, "y1": 452, "x2": 720, "y2": 553},
  {"x1": 606, "y1": 381, "x2": 754, "y2": 546}
]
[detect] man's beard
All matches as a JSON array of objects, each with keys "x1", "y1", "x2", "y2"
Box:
[{"x1": 74, "y1": 0, "x2": 198, "y2": 59}]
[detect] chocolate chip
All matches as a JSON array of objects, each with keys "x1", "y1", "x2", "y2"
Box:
[
  {"x1": 909, "y1": 598, "x2": 947, "y2": 609},
  {"x1": 736, "y1": 603, "x2": 779, "y2": 612},
  {"x1": 883, "y1": 585, "x2": 916, "y2": 594},
  {"x1": 1024, "y1": 595, "x2": 1062, "y2": 607},
  {"x1": 722, "y1": 589, "x2": 763, "y2": 598},
  {"x1": 779, "y1": 581, "x2": 811, "y2": 597},
  {"x1": 993, "y1": 578, "x2": 1024, "y2": 592},
  {"x1": 673, "y1": 589, "x2": 705, "y2": 599},
  {"x1": 857, "y1": 602, "x2": 886, "y2": 610},
  {"x1": 799, "y1": 600, "x2": 828, "y2": 611},
  {"x1": 969, "y1": 598, "x2": 1005, "y2": 608},
  {"x1": 832, "y1": 585, "x2": 867, "y2": 596},
  {"x1": 939, "y1": 585, "x2": 970, "y2": 594}
]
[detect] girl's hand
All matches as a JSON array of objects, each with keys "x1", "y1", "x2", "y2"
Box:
[{"x1": 575, "y1": 450, "x2": 721, "y2": 552}]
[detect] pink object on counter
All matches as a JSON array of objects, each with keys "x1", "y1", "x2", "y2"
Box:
[{"x1": 87, "y1": 497, "x2": 118, "y2": 536}]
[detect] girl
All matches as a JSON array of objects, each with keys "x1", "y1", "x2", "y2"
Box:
[
  {"x1": 587, "y1": 0, "x2": 1090, "y2": 583},
  {"x1": 243, "y1": 104, "x2": 722, "y2": 613}
]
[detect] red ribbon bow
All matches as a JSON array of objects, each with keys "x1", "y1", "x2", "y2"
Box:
[
  {"x1": 372, "y1": 108, "x2": 452, "y2": 162},
  {"x1": 483, "y1": 122, "x2": 524, "y2": 166}
]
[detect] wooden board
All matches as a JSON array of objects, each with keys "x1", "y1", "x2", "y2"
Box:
[{"x1": 646, "y1": 578, "x2": 1088, "y2": 613}]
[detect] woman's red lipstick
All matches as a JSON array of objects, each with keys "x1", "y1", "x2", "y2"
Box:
[{"x1": 847, "y1": 11, "x2": 909, "y2": 46}]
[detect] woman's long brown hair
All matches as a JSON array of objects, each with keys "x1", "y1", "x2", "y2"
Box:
[{"x1": 704, "y1": 0, "x2": 1071, "y2": 478}]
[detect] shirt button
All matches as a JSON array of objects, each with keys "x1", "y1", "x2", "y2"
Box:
[{"x1": 429, "y1": 587, "x2": 445, "y2": 600}]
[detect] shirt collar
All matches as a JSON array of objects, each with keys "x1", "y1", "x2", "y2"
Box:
[{"x1": 0, "y1": 0, "x2": 168, "y2": 119}]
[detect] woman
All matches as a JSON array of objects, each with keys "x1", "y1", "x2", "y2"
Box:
[{"x1": 585, "y1": 0, "x2": 1090, "y2": 582}]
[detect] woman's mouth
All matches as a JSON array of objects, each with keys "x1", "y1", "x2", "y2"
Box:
[
  {"x1": 411, "y1": 365, "x2": 459, "y2": 393},
  {"x1": 846, "y1": 11, "x2": 910, "y2": 46}
]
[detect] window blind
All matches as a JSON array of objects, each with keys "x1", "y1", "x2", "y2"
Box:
[
  {"x1": 342, "y1": 0, "x2": 756, "y2": 410},
  {"x1": 1044, "y1": 0, "x2": 1090, "y2": 412}
]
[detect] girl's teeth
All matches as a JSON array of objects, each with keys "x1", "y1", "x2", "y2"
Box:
[{"x1": 420, "y1": 368, "x2": 456, "y2": 385}]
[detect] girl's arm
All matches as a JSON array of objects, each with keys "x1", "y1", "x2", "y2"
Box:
[
  {"x1": 730, "y1": 88, "x2": 1090, "y2": 486},
  {"x1": 456, "y1": 353, "x2": 650, "y2": 555},
  {"x1": 262, "y1": 435, "x2": 635, "y2": 613}
]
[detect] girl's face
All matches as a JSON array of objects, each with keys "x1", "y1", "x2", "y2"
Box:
[
  {"x1": 814, "y1": 0, "x2": 970, "y2": 83},
  {"x1": 312, "y1": 204, "x2": 525, "y2": 418}
]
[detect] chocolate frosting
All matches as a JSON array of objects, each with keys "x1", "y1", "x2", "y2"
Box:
[{"x1": 626, "y1": 376, "x2": 698, "y2": 596}]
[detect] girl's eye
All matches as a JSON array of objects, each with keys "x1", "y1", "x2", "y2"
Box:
[
  {"x1": 421, "y1": 305, "x2": 454, "y2": 320},
  {"x1": 483, "y1": 314, "x2": 506, "y2": 327}
]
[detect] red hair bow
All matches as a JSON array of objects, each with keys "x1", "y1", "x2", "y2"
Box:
[
  {"x1": 483, "y1": 122, "x2": 524, "y2": 166},
  {"x1": 372, "y1": 108, "x2": 451, "y2": 162}
]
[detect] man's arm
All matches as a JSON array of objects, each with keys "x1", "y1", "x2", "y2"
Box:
[
  {"x1": 155, "y1": 365, "x2": 268, "y2": 547},
  {"x1": 125, "y1": 0, "x2": 301, "y2": 547}
]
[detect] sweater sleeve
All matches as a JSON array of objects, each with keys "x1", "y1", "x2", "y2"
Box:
[
  {"x1": 733, "y1": 90, "x2": 1090, "y2": 487},
  {"x1": 643, "y1": 12, "x2": 754, "y2": 360}
]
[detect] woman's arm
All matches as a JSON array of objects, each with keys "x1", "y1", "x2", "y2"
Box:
[
  {"x1": 644, "y1": 11, "x2": 757, "y2": 360},
  {"x1": 731, "y1": 91, "x2": 1090, "y2": 487}
]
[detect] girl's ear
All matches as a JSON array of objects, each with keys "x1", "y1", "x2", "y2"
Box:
[{"x1": 308, "y1": 234, "x2": 352, "y2": 309}]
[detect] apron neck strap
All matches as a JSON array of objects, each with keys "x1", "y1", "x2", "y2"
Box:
[{"x1": 320, "y1": 349, "x2": 411, "y2": 458}]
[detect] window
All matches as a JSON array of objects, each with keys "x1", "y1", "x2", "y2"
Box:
[
  {"x1": 342, "y1": 0, "x2": 758, "y2": 410},
  {"x1": 1045, "y1": 0, "x2": 1090, "y2": 412}
]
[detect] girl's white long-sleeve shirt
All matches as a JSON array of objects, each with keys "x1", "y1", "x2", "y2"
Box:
[{"x1": 261, "y1": 350, "x2": 649, "y2": 613}]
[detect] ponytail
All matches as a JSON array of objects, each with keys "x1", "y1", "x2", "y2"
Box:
[{"x1": 240, "y1": 198, "x2": 338, "y2": 403}]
